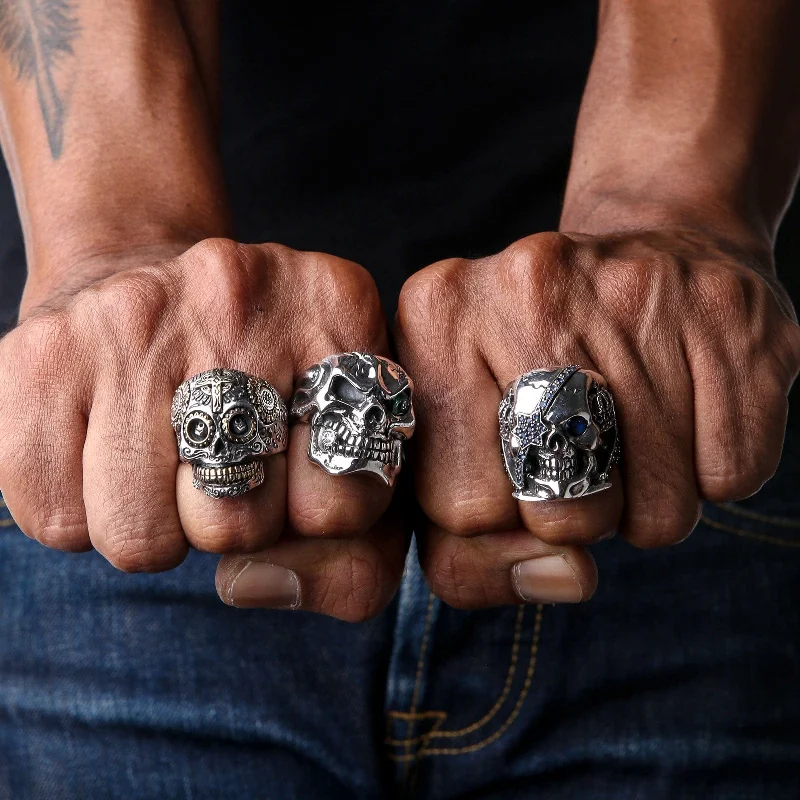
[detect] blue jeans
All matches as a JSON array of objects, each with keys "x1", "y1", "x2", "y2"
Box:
[{"x1": 1, "y1": 429, "x2": 800, "y2": 799}]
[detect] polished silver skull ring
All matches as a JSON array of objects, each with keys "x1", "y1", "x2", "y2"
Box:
[
  {"x1": 171, "y1": 368, "x2": 288, "y2": 498},
  {"x1": 290, "y1": 353, "x2": 415, "y2": 486},
  {"x1": 499, "y1": 365, "x2": 619, "y2": 502}
]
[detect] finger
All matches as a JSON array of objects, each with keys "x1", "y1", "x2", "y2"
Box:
[
  {"x1": 287, "y1": 423, "x2": 394, "y2": 537},
  {"x1": 177, "y1": 454, "x2": 287, "y2": 553},
  {"x1": 215, "y1": 517, "x2": 408, "y2": 621},
  {"x1": 83, "y1": 381, "x2": 188, "y2": 572},
  {"x1": 0, "y1": 321, "x2": 91, "y2": 552},
  {"x1": 518, "y1": 469, "x2": 623, "y2": 545},
  {"x1": 691, "y1": 327, "x2": 796, "y2": 502},
  {"x1": 600, "y1": 333, "x2": 700, "y2": 548},
  {"x1": 695, "y1": 371, "x2": 788, "y2": 502},
  {"x1": 397, "y1": 267, "x2": 520, "y2": 534},
  {"x1": 419, "y1": 523, "x2": 598, "y2": 610}
]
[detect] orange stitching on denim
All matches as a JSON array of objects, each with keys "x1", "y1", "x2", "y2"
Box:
[
  {"x1": 407, "y1": 592, "x2": 436, "y2": 718},
  {"x1": 0, "y1": 518, "x2": 16, "y2": 528},
  {"x1": 714, "y1": 502, "x2": 800, "y2": 529},
  {"x1": 385, "y1": 605, "x2": 525, "y2": 746},
  {"x1": 387, "y1": 604, "x2": 544, "y2": 760},
  {"x1": 389, "y1": 710, "x2": 447, "y2": 723},
  {"x1": 399, "y1": 590, "x2": 436, "y2": 772},
  {"x1": 701, "y1": 514, "x2": 800, "y2": 548},
  {"x1": 0, "y1": 497, "x2": 6, "y2": 509}
]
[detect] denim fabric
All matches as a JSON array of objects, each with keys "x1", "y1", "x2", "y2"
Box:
[
  {"x1": 0, "y1": 512, "x2": 397, "y2": 799},
  {"x1": 1, "y1": 435, "x2": 799, "y2": 799}
]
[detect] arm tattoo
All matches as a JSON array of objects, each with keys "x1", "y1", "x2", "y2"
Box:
[{"x1": 0, "y1": 0, "x2": 79, "y2": 159}]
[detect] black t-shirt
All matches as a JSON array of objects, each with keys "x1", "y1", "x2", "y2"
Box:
[{"x1": 218, "y1": 0, "x2": 597, "y2": 317}]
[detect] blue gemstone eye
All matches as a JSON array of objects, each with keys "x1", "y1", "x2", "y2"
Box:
[{"x1": 565, "y1": 416, "x2": 588, "y2": 437}]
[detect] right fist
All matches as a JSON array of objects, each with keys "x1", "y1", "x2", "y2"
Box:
[{"x1": 0, "y1": 239, "x2": 407, "y2": 621}]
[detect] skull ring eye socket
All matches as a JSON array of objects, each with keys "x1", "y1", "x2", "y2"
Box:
[
  {"x1": 391, "y1": 394, "x2": 411, "y2": 417},
  {"x1": 221, "y1": 406, "x2": 257, "y2": 443},
  {"x1": 184, "y1": 410, "x2": 215, "y2": 447},
  {"x1": 564, "y1": 415, "x2": 588, "y2": 437}
]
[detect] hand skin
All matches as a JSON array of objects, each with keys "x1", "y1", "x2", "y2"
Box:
[
  {"x1": 395, "y1": 228, "x2": 800, "y2": 609},
  {"x1": 0, "y1": 1, "x2": 407, "y2": 621},
  {"x1": 0, "y1": 239, "x2": 408, "y2": 622},
  {"x1": 394, "y1": 0, "x2": 800, "y2": 610}
]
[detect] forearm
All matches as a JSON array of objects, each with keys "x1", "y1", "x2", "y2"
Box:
[
  {"x1": 0, "y1": 0, "x2": 231, "y2": 310},
  {"x1": 562, "y1": 0, "x2": 800, "y2": 253}
]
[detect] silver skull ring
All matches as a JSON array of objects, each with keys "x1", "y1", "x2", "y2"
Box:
[
  {"x1": 171, "y1": 368, "x2": 288, "y2": 498},
  {"x1": 290, "y1": 352, "x2": 415, "y2": 486},
  {"x1": 499, "y1": 365, "x2": 619, "y2": 502}
]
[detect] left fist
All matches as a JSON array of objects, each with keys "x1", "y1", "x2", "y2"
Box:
[{"x1": 395, "y1": 231, "x2": 800, "y2": 609}]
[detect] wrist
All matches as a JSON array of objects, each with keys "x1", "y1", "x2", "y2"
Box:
[
  {"x1": 19, "y1": 239, "x2": 199, "y2": 320},
  {"x1": 559, "y1": 181, "x2": 774, "y2": 263}
]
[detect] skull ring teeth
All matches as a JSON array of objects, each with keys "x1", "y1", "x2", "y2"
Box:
[
  {"x1": 499, "y1": 365, "x2": 619, "y2": 502},
  {"x1": 290, "y1": 353, "x2": 415, "y2": 486},
  {"x1": 171, "y1": 368, "x2": 288, "y2": 498}
]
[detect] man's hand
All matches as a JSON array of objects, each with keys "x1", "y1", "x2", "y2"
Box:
[
  {"x1": 395, "y1": 229, "x2": 800, "y2": 609},
  {"x1": 0, "y1": 239, "x2": 407, "y2": 621}
]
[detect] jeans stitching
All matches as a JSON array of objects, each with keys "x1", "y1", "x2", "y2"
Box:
[
  {"x1": 396, "y1": 590, "x2": 437, "y2": 779},
  {"x1": 387, "y1": 604, "x2": 543, "y2": 760},
  {"x1": 714, "y1": 502, "x2": 800, "y2": 529},
  {"x1": 700, "y1": 514, "x2": 800, "y2": 548},
  {"x1": 386, "y1": 604, "x2": 526, "y2": 746}
]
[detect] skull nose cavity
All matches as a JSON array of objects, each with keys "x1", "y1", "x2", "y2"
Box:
[
  {"x1": 212, "y1": 437, "x2": 225, "y2": 456},
  {"x1": 546, "y1": 430, "x2": 567, "y2": 452},
  {"x1": 364, "y1": 405, "x2": 386, "y2": 431}
]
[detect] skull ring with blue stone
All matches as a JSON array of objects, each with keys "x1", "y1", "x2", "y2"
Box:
[
  {"x1": 171, "y1": 368, "x2": 288, "y2": 498},
  {"x1": 499, "y1": 365, "x2": 619, "y2": 502},
  {"x1": 290, "y1": 353, "x2": 415, "y2": 486}
]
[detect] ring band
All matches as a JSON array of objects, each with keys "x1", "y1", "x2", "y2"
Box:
[
  {"x1": 499, "y1": 365, "x2": 619, "y2": 502},
  {"x1": 171, "y1": 368, "x2": 288, "y2": 498},
  {"x1": 290, "y1": 352, "x2": 415, "y2": 486}
]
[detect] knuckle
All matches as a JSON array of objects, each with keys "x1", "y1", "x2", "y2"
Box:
[
  {"x1": 33, "y1": 513, "x2": 89, "y2": 552},
  {"x1": 186, "y1": 237, "x2": 246, "y2": 276},
  {"x1": 397, "y1": 259, "x2": 464, "y2": 332},
  {"x1": 324, "y1": 551, "x2": 385, "y2": 622},
  {"x1": 626, "y1": 504, "x2": 701, "y2": 549},
  {"x1": 692, "y1": 265, "x2": 764, "y2": 324},
  {"x1": 594, "y1": 257, "x2": 671, "y2": 325},
  {"x1": 316, "y1": 255, "x2": 384, "y2": 328},
  {"x1": 423, "y1": 539, "x2": 485, "y2": 609},
  {"x1": 427, "y1": 486, "x2": 511, "y2": 537},
  {"x1": 77, "y1": 270, "x2": 172, "y2": 354},
  {"x1": 291, "y1": 495, "x2": 367, "y2": 538},
  {"x1": 700, "y1": 462, "x2": 776, "y2": 502},
  {"x1": 12, "y1": 312, "x2": 72, "y2": 376},
  {"x1": 528, "y1": 507, "x2": 615, "y2": 546},
  {"x1": 102, "y1": 526, "x2": 186, "y2": 573},
  {"x1": 189, "y1": 521, "x2": 267, "y2": 554},
  {"x1": 181, "y1": 238, "x2": 257, "y2": 322},
  {"x1": 503, "y1": 232, "x2": 573, "y2": 276}
]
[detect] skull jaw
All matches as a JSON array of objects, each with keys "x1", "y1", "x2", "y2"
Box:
[
  {"x1": 512, "y1": 449, "x2": 609, "y2": 502},
  {"x1": 309, "y1": 417, "x2": 402, "y2": 486},
  {"x1": 192, "y1": 459, "x2": 265, "y2": 499}
]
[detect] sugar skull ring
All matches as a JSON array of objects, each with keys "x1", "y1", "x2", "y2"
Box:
[
  {"x1": 499, "y1": 365, "x2": 619, "y2": 502},
  {"x1": 171, "y1": 369, "x2": 288, "y2": 498},
  {"x1": 290, "y1": 353, "x2": 415, "y2": 486}
]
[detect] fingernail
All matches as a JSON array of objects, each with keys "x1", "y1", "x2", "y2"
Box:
[
  {"x1": 227, "y1": 561, "x2": 300, "y2": 610},
  {"x1": 512, "y1": 555, "x2": 584, "y2": 604}
]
